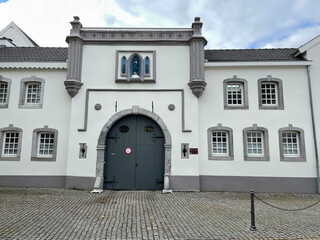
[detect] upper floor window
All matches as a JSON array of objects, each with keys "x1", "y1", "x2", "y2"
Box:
[
  {"x1": 145, "y1": 57, "x2": 150, "y2": 75},
  {"x1": 0, "y1": 75, "x2": 12, "y2": 108},
  {"x1": 243, "y1": 124, "x2": 269, "y2": 161},
  {"x1": 115, "y1": 51, "x2": 156, "y2": 83},
  {"x1": 31, "y1": 126, "x2": 58, "y2": 161},
  {"x1": 26, "y1": 83, "x2": 41, "y2": 104},
  {"x1": 19, "y1": 75, "x2": 45, "y2": 109},
  {"x1": 0, "y1": 124, "x2": 23, "y2": 161},
  {"x1": 223, "y1": 76, "x2": 248, "y2": 109},
  {"x1": 207, "y1": 124, "x2": 234, "y2": 160},
  {"x1": 279, "y1": 125, "x2": 306, "y2": 162},
  {"x1": 258, "y1": 75, "x2": 284, "y2": 110},
  {"x1": 121, "y1": 56, "x2": 126, "y2": 75}
]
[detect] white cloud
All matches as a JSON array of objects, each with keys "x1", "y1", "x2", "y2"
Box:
[{"x1": 0, "y1": 0, "x2": 320, "y2": 49}]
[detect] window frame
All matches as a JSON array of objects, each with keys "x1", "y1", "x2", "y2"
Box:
[
  {"x1": 258, "y1": 75, "x2": 284, "y2": 110},
  {"x1": 31, "y1": 126, "x2": 58, "y2": 161},
  {"x1": 0, "y1": 75, "x2": 12, "y2": 108},
  {"x1": 207, "y1": 124, "x2": 234, "y2": 160},
  {"x1": 223, "y1": 76, "x2": 249, "y2": 109},
  {"x1": 278, "y1": 125, "x2": 306, "y2": 162},
  {"x1": 0, "y1": 125, "x2": 23, "y2": 161},
  {"x1": 243, "y1": 124, "x2": 270, "y2": 161},
  {"x1": 19, "y1": 75, "x2": 45, "y2": 109}
]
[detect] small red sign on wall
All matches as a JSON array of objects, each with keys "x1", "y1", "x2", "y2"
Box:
[
  {"x1": 125, "y1": 147, "x2": 132, "y2": 155},
  {"x1": 189, "y1": 148, "x2": 198, "y2": 154}
]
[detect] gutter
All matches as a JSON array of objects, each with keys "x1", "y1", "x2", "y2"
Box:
[
  {"x1": 307, "y1": 66, "x2": 320, "y2": 194},
  {"x1": 205, "y1": 61, "x2": 312, "y2": 67}
]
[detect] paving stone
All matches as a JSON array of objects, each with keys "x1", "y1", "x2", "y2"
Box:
[{"x1": 0, "y1": 187, "x2": 319, "y2": 239}]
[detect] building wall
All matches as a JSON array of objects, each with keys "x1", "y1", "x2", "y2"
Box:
[
  {"x1": 0, "y1": 69, "x2": 70, "y2": 187},
  {"x1": 65, "y1": 44, "x2": 201, "y2": 190},
  {"x1": 199, "y1": 65, "x2": 317, "y2": 192}
]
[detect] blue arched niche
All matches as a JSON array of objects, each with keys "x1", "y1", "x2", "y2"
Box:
[{"x1": 130, "y1": 55, "x2": 141, "y2": 77}]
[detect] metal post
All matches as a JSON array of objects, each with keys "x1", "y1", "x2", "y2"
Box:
[{"x1": 250, "y1": 190, "x2": 257, "y2": 231}]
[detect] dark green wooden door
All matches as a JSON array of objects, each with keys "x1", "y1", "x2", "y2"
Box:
[{"x1": 104, "y1": 115, "x2": 164, "y2": 190}]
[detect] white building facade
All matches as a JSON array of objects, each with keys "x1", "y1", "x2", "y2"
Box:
[{"x1": 0, "y1": 17, "x2": 319, "y2": 193}]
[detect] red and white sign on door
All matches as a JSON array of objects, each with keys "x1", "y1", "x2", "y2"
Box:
[{"x1": 125, "y1": 147, "x2": 132, "y2": 155}]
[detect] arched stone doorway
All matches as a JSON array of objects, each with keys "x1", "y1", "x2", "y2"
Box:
[{"x1": 92, "y1": 106, "x2": 172, "y2": 192}]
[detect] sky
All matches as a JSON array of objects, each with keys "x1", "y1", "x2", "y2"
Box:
[{"x1": 0, "y1": 0, "x2": 320, "y2": 49}]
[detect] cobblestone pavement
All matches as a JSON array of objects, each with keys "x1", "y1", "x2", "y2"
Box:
[{"x1": 0, "y1": 187, "x2": 319, "y2": 240}]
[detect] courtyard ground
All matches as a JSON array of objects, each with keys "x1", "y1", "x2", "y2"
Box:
[{"x1": 0, "y1": 187, "x2": 319, "y2": 239}]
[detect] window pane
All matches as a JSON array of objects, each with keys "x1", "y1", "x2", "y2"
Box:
[
  {"x1": 2, "y1": 132, "x2": 19, "y2": 157},
  {"x1": 261, "y1": 82, "x2": 278, "y2": 106},
  {"x1": 227, "y1": 83, "x2": 243, "y2": 106},
  {"x1": 37, "y1": 132, "x2": 55, "y2": 157},
  {"x1": 211, "y1": 131, "x2": 229, "y2": 156},
  {"x1": 282, "y1": 132, "x2": 300, "y2": 156},
  {"x1": 247, "y1": 131, "x2": 264, "y2": 156}
]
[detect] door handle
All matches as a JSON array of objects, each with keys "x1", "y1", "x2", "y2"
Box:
[
  {"x1": 111, "y1": 153, "x2": 116, "y2": 155},
  {"x1": 135, "y1": 163, "x2": 138, "y2": 167}
]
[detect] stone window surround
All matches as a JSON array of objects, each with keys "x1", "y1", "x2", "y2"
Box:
[
  {"x1": 243, "y1": 124, "x2": 270, "y2": 161},
  {"x1": 19, "y1": 75, "x2": 45, "y2": 109},
  {"x1": 31, "y1": 126, "x2": 58, "y2": 162},
  {"x1": 0, "y1": 75, "x2": 12, "y2": 108},
  {"x1": 115, "y1": 50, "x2": 156, "y2": 83},
  {"x1": 207, "y1": 124, "x2": 234, "y2": 160},
  {"x1": 258, "y1": 75, "x2": 284, "y2": 110},
  {"x1": 278, "y1": 124, "x2": 306, "y2": 162},
  {"x1": 0, "y1": 124, "x2": 23, "y2": 161},
  {"x1": 223, "y1": 75, "x2": 249, "y2": 110}
]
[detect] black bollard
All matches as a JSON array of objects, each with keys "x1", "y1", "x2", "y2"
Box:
[{"x1": 250, "y1": 190, "x2": 257, "y2": 231}]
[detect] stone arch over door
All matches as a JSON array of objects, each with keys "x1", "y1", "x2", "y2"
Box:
[{"x1": 93, "y1": 106, "x2": 172, "y2": 192}]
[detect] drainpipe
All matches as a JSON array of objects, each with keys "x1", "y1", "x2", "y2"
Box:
[{"x1": 307, "y1": 66, "x2": 320, "y2": 194}]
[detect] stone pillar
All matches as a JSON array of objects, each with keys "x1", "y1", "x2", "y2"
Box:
[
  {"x1": 188, "y1": 17, "x2": 207, "y2": 98},
  {"x1": 64, "y1": 16, "x2": 84, "y2": 97}
]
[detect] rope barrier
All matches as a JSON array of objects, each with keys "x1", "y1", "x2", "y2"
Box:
[
  {"x1": 254, "y1": 194, "x2": 320, "y2": 211},
  {"x1": 249, "y1": 190, "x2": 320, "y2": 231}
]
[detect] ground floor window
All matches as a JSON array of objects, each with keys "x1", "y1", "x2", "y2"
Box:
[
  {"x1": 31, "y1": 126, "x2": 58, "y2": 161},
  {"x1": 279, "y1": 125, "x2": 306, "y2": 162},
  {"x1": 0, "y1": 125, "x2": 22, "y2": 161},
  {"x1": 207, "y1": 124, "x2": 234, "y2": 160}
]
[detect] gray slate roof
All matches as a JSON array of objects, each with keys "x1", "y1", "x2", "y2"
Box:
[
  {"x1": 0, "y1": 47, "x2": 305, "y2": 63},
  {"x1": 205, "y1": 48, "x2": 304, "y2": 62},
  {"x1": 0, "y1": 47, "x2": 68, "y2": 62}
]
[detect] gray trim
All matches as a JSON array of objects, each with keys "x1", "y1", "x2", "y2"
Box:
[
  {"x1": 66, "y1": 17, "x2": 194, "y2": 44},
  {"x1": 170, "y1": 175, "x2": 200, "y2": 191},
  {"x1": 200, "y1": 175, "x2": 318, "y2": 193},
  {"x1": 78, "y1": 89, "x2": 191, "y2": 133},
  {"x1": 278, "y1": 124, "x2": 306, "y2": 162},
  {"x1": 0, "y1": 124, "x2": 23, "y2": 161},
  {"x1": 72, "y1": 30, "x2": 194, "y2": 43},
  {"x1": 188, "y1": 18, "x2": 207, "y2": 98},
  {"x1": 207, "y1": 124, "x2": 234, "y2": 160},
  {"x1": 258, "y1": 75, "x2": 284, "y2": 110},
  {"x1": 93, "y1": 107, "x2": 172, "y2": 192},
  {"x1": 65, "y1": 17, "x2": 84, "y2": 97},
  {"x1": 115, "y1": 51, "x2": 156, "y2": 83},
  {"x1": 0, "y1": 76, "x2": 12, "y2": 108},
  {"x1": 31, "y1": 126, "x2": 58, "y2": 162},
  {"x1": 18, "y1": 75, "x2": 45, "y2": 109},
  {"x1": 65, "y1": 176, "x2": 95, "y2": 190},
  {"x1": 243, "y1": 124, "x2": 270, "y2": 161},
  {"x1": 0, "y1": 175, "x2": 66, "y2": 188},
  {"x1": 223, "y1": 76, "x2": 249, "y2": 109}
]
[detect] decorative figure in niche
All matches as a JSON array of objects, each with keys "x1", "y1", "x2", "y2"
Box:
[
  {"x1": 121, "y1": 56, "x2": 126, "y2": 74},
  {"x1": 130, "y1": 55, "x2": 141, "y2": 78},
  {"x1": 145, "y1": 57, "x2": 150, "y2": 75}
]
